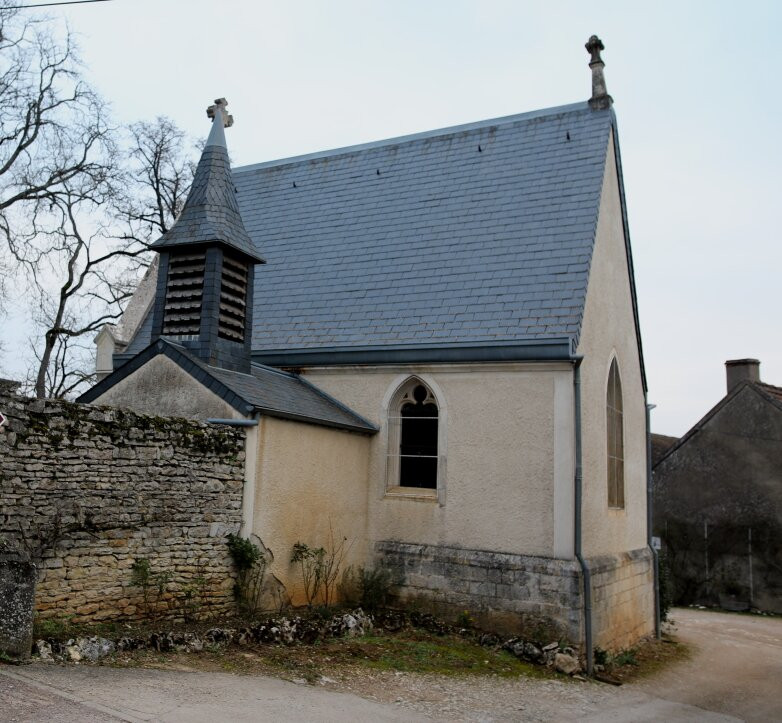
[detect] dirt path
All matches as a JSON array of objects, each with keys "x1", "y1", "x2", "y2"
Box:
[{"x1": 634, "y1": 607, "x2": 782, "y2": 722}]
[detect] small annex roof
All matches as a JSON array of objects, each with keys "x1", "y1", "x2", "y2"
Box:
[
  {"x1": 151, "y1": 99, "x2": 263, "y2": 264},
  {"x1": 232, "y1": 101, "x2": 617, "y2": 363},
  {"x1": 78, "y1": 339, "x2": 376, "y2": 434}
]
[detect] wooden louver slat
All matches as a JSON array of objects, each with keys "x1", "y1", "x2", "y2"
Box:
[
  {"x1": 162, "y1": 252, "x2": 205, "y2": 336},
  {"x1": 219, "y1": 253, "x2": 248, "y2": 342}
]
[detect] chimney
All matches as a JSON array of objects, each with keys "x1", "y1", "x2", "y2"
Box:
[
  {"x1": 586, "y1": 35, "x2": 613, "y2": 110},
  {"x1": 725, "y1": 359, "x2": 761, "y2": 393}
]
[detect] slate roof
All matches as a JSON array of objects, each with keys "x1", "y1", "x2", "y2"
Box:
[
  {"x1": 151, "y1": 129, "x2": 263, "y2": 263},
  {"x1": 233, "y1": 101, "x2": 615, "y2": 358},
  {"x1": 79, "y1": 339, "x2": 376, "y2": 434}
]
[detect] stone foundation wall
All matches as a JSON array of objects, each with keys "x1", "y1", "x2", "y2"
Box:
[
  {"x1": 376, "y1": 540, "x2": 584, "y2": 643},
  {"x1": 589, "y1": 547, "x2": 655, "y2": 650},
  {"x1": 0, "y1": 380, "x2": 245, "y2": 623}
]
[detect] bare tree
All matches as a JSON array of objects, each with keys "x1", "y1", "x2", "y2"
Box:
[
  {"x1": 24, "y1": 119, "x2": 195, "y2": 399},
  {"x1": 119, "y1": 116, "x2": 195, "y2": 242},
  {"x1": 0, "y1": 5, "x2": 195, "y2": 397},
  {"x1": 0, "y1": 4, "x2": 116, "y2": 266}
]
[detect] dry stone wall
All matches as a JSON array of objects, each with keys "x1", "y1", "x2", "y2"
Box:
[{"x1": 0, "y1": 379, "x2": 245, "y2": 623}]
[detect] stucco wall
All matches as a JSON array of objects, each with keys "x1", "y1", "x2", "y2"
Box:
[
  {"x1": 302, "y1": 364, "x2": 574, "y2": 559},
  {"x1": 577, "y1": 129, "x2": 648, "y2": 557},
  {"x1": 251, "y1": 416, "x2": 372, "y2": 605},
  {"x1": 91, "y1": 355, "x2": 241, "y2": 421}
]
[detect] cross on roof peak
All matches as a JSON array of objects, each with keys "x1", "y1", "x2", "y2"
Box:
[{"x1": 207, "y1": 98, "x2": 233, "y2": 128}]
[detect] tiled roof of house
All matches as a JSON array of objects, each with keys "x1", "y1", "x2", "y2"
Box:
[
  {"x1": 234, "y1": 102, "x2": 614, "y2": 358},
  {"x1": 651, "y1": 433, "x2": 679, "y2": 466},
  {"x1": 653, "y1": 379, "x2": 782, "y2": 469},
  {"x1": 756, "y1": 382, "x2": 782, "y2": 408}
]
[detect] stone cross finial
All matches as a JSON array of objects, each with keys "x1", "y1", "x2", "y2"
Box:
[
  {"x1": 585, "y1": 35, "x2": 612, "y2": 110},
  {"x1": 585, "y1": 35, "x2": 604, "y2": 65},
  {"x1": 206, "y1": 98, "x2": 234, "y2": 128}
]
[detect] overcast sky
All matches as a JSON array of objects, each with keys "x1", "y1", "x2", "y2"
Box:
[{"x1": 2, "y1": 0, "x2": 780, "y2": 436}]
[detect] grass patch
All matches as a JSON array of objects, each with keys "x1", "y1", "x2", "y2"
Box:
[
  {"x1": 316, "y1": 631, "x2": 545, "y2": 677},
  {"x1": 33, "y1": 616, "x2": 123, "y2": 640},
  {"x1": 104, "y1": 627, "x2": 555, "y2": 683}
]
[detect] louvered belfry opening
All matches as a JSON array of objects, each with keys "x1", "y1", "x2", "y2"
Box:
[
  {"x1": 219, "y1": 252, "x2": 248, "y2": 342},
  {"x1": 162, "y1": 251, "x2": 205, "y2": 336}
]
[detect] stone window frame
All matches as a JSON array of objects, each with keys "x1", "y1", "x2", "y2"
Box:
[
  {"x1": 382, "y1": 375, "x2": 447, "y2": 503},
  {"x1": 606, "y1": 356, "x2": 625, "y2": 509}
]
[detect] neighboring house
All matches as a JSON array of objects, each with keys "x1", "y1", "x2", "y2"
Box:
[
  {"x1": 79, "y1": 37, "x2": 655, "y2": 654},
  {"x1": 653, "y1": 359, "x2": 782, "y2": 613},
  {"x1": 651, "y1": 433, "x2": 678, "y2": 466}
]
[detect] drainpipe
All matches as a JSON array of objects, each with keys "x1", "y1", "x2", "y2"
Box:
[
  {"x1": 572, "y1": 356, "x2": 593, "y2": 676},
  {"x1": 206, "y1": 418, "x2": 259, "y2": 427},
  {"x1": 646, "y1": 401, "x2": 662, "y2": 639},
  {"x1": 207, "y1": 417, "x2": 260, "y2": 538}
]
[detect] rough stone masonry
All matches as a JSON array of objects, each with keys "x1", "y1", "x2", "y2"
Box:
[{"x1": 0, "y1": 379, "x2": 245, "y2": 624}]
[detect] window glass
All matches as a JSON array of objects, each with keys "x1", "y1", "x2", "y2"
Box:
[
  {"x1": 399, "y1": 384, "x2": 438, "y2": 489},
  {"x1": 607, "y1": 359, "x2": 625, "y2": 508}
]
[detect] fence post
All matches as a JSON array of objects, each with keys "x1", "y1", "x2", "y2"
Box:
[
  {"x1": 748, "y1": 527, "x2": 754, "y2": 606},
  {"x1": 704, "y1": 520, "x2": 709, "y2": 597}
]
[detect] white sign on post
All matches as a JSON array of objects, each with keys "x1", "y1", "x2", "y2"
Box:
[{"x1": 651, "y1": 536, "x2": 662, "y2": 551}]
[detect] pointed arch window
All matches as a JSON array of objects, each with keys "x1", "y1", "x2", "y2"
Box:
[
  {"x1": 606, "y1": 358, "x2": 625, "y2": 509},
  {"x1": 387, "y1": 380, "x2": 439, "y2": 492}
]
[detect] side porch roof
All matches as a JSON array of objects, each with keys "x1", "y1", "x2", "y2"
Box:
[{"x1": 78, "y1": 339, "x2": 377, "y2": 435}]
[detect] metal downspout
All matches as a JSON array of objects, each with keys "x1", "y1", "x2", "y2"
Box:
[
  {"x1": 573, "y1": 357, "x2": 593, "y2": 676},
  {"x1": 206, "y1": 418, "x2": 259, "y2": 427},
  {"x1": 646, "y1": 400, "x2": 662, "y2": 638}
]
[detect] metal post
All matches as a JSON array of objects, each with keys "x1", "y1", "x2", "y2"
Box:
[
  {"x1": 646, "y1": 400, "x2": 661, "y2": 638},
  {"x1": 748, "y1": 527, "x2": 754, "y2": 606},
  {"x1": 704, "y1": 521, "x2": 709, "y2": 596}
]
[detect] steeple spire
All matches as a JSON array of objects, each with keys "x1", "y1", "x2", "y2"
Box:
[
  {"x1": 150, "y1": 97, "x2": 262, "y2": 263},
  {"x1": 149, "y1": 97, "x2": 263, "y2": 373}
]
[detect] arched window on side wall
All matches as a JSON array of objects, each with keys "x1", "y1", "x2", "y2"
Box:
[
  {"x1": 606, "y1": 358, "x2": 625, "y2": 508},
  {"x1": 387, "y1": 380, "x2": 439, "y2": 490}
]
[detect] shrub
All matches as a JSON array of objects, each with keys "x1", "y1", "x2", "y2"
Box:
[
  {"x1": 339, "y1": 565, "x2": 396, "y2": 611},
  {"x1": 227, "y1": 534, "x2": 268, "y2": 615}
]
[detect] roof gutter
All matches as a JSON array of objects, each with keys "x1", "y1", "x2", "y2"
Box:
[
  {"x1": 206, "y1": 418, "x2": 259, "y2": 427},
  {"x1": 572, "y1": 355, "x2": 593, "y2": 675},
  {"x1": 253, "y1": 338, "x2": 574, "y2": 368}
]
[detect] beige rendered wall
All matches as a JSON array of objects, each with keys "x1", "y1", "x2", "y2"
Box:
[
  {"x1": 577, "y1": 129, "x2": 648, "y2": 557},
  {"x1": 90, "y1": 355, "x2": 241, "y2": 421},
  {"x1": 251, "y1": 416, "x2": 372, "y2": 606},
  {"x1": 302, "y1": 364, "x2": 575, "y2": 560}
]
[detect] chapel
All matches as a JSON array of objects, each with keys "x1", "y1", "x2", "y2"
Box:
[{"x1": 81, "y1": 37, "x2": 656, "y2": 657}]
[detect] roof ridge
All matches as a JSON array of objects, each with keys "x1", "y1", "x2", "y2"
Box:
[
  {"x1": 755, "y1": 380, "x2": 782, "y2": 393},
  {"x1": 234, "y1": 101, "x2": 596, "y2": 174}
]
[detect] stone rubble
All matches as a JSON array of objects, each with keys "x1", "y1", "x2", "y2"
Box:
[
  {"x1": 31, "y1": 607, "x2": 583, "y2": 675},
  {"x1": 32, "y1": 608, "x2": 376, "y2": 662}
]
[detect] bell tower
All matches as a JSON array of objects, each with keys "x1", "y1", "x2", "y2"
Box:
[{"x1": 149, "y1": 99, "x2": 264, "y2": 372}]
